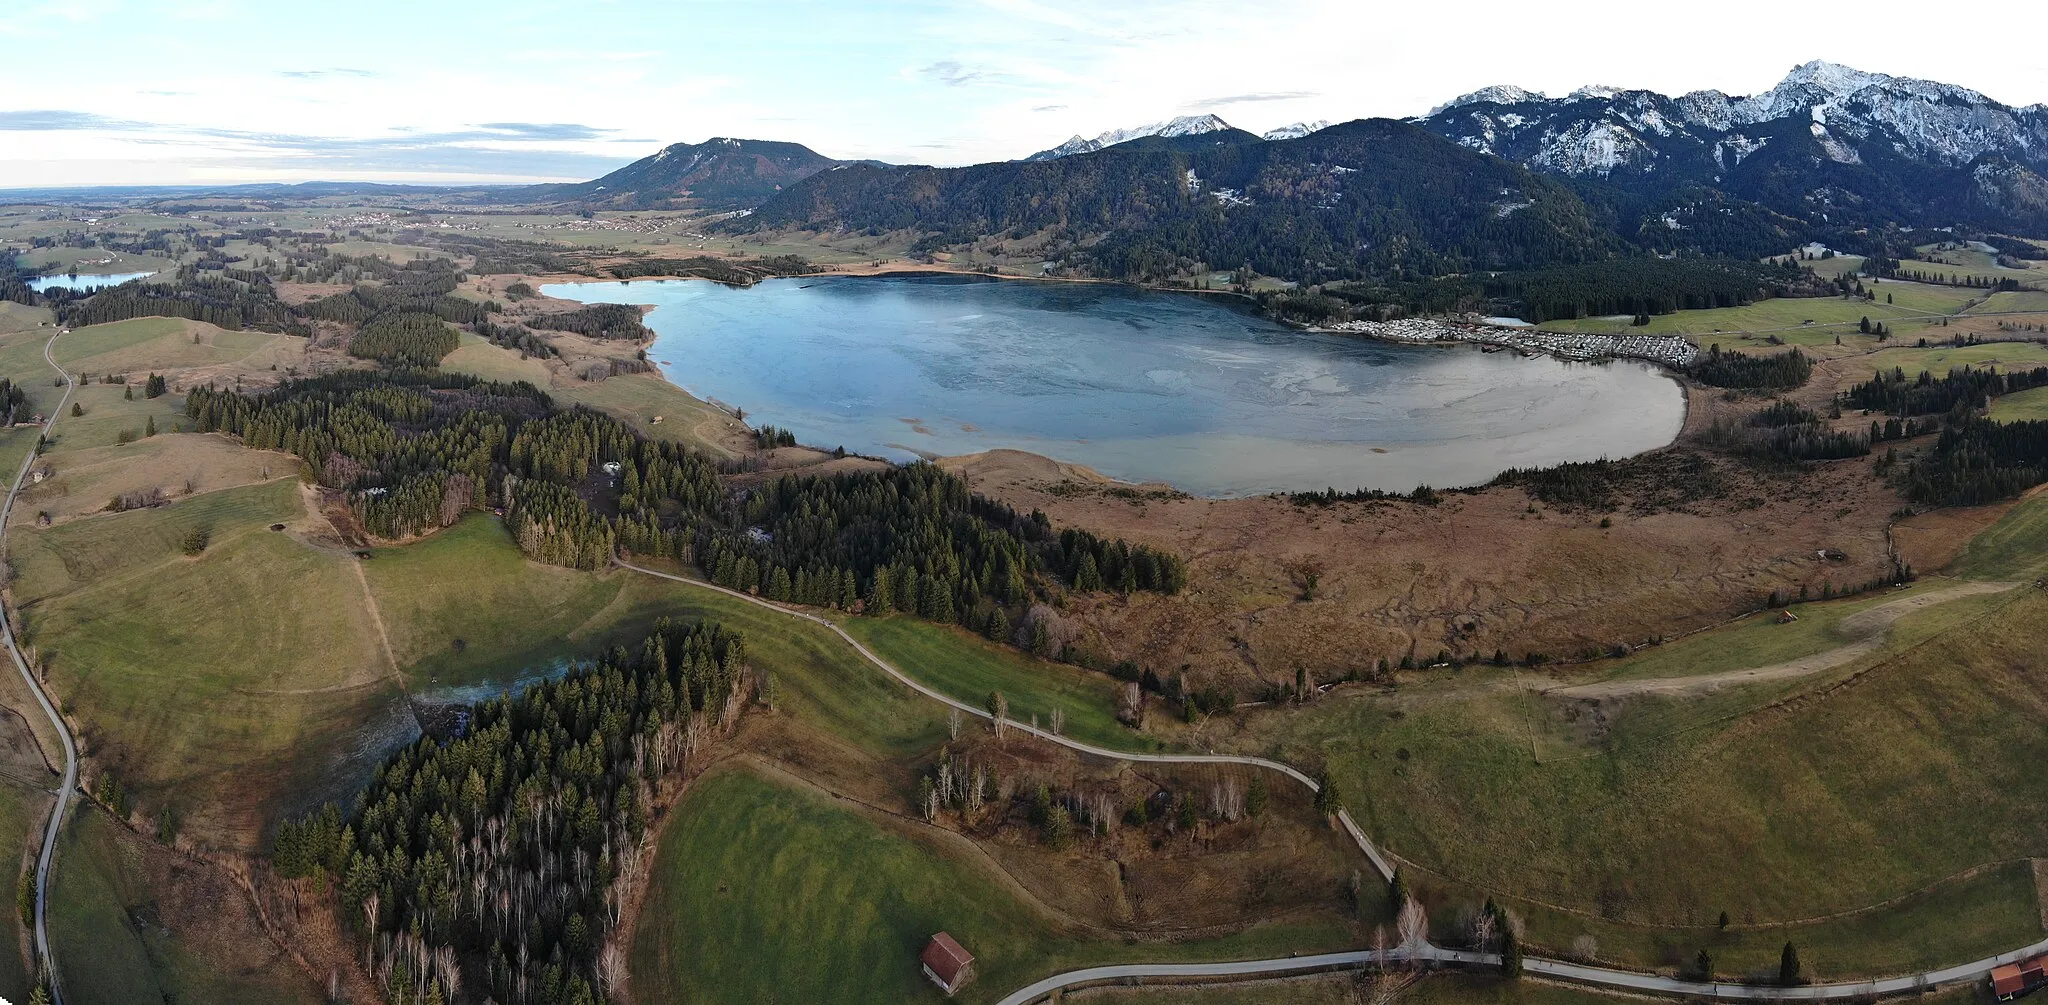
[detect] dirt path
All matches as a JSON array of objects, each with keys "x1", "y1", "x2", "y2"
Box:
[
  {"x1": 349, "y1": 559, "x2": 403, "y2": 688},
  {"x1": 1550, "y1": 580, "x2": 2020, "y2": 700}
]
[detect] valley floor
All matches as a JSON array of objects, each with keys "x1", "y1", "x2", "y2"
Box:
[{"x1": 2, "y1": 225, "x2": 2048, "y2": 1005}]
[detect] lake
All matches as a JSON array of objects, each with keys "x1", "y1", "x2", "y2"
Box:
[
  {"x1": 26, "y1": 271, "x2": 157, "y2": 292},
  {"x1": 541, "y1": 274, "x2": 1686, "y2": 497}
]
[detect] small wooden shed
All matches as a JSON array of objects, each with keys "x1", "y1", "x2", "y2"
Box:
[{"x1": 920, "y1": 932, "x2": 975, "y2": 996}]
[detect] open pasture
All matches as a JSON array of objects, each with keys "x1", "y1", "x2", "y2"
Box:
[{"x1": 629, "y1": 765, "x2": 1356, "y2": 1005}]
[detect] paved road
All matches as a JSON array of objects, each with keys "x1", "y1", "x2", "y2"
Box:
[
  {"x1": 614, "y1": 558, "x2": 2046, "y2": 1002},
  {"x1": 996, "y1": 937, "x2": 2048, "y2": 1004},
  {"x1": 0, "y1": 332, "x2": 80, "y2": 1004},
  {"x1": 991, "y1": 947, "x2": 1421, "y2": 1005}
]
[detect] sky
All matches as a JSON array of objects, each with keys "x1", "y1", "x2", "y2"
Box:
[{"x1": 2, "y1": 0, "x2": 2045, "y2": 189}]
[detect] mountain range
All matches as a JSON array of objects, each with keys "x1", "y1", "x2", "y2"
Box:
[
  {"x1": 44, "y1": 61, "x2": 2032, "y2": 287},
  {"x1": 704, "y1": 60, "x2": 2048, "y2": 283},
  {"x1": 1021, "y1": 114, "x2": 1330, "y2": 161},
  {"x1": 1414, "y1": 60, "x2": 2048, "y2": 244}
]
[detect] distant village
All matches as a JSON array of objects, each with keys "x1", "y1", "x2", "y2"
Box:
[{"x1": 1313, "y1": 316, "x2": 1700, "y2": 368}]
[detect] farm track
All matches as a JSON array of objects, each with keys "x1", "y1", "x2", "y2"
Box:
[
  {"x1": 613, "y1": 558, "x2": 2048, "y2": 1003},
  {"x1": 1549, "y1": 579, "x2": 2020, "y2": 699}
]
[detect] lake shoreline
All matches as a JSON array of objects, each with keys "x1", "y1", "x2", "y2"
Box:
[
  {"x1": 546, "y1": 264, "x2": 1711, "y2": 372},
  {"x1": 541, "y1": 272, "x2": 1689, "y2": 497}
]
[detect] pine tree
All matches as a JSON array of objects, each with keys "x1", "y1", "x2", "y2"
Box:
[
  {"x1": 1498, "y1": 905, "x2": 1523, "y2": 978},
  {"x1": 1312, "y1": 765, "x2": 1342, "y2": 814},
  {"x1": 1779, "y1": 942, "x2": 1801, "y2": 985}
]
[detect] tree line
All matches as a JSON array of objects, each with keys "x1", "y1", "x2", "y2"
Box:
[
  {"x1": 1485, "y1": 257, "x2": 1816, "y2": 323},
  {"x1": 1897, "y1": 417, "x2": 2048, "y2": 506},
  {"x1": 522, "y1": 304, "x2": 650, "y2": 341},
  {"x1": 51, "y1": 267, "x2": 303, "y2": 332},
  {"x1": 274, "y1": 618, "x2": 750, "y2": 1005},
  {"x1": 188, "y1": 371, "x2": 1186, "y2": 645},
  {"x1": 1688, "y1": 346, "x2": 1813, "y2": 390},
  {"x1": 1842, "y1": 365, "x2": 2048, "y2": 418},
  {"x1": 603, "y1": 255, "x2": 818, "y2": 285}
]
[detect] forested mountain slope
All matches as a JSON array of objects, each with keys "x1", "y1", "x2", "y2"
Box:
[
  {"x1": 517, "y1": 137, "x2": 844, "y2": 210},
  {"x1": 734, "y1": 118, "x2": 1615, "y2": 283}
]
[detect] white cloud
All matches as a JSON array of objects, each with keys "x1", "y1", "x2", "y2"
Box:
[{"x1": 1, "y1": 0, "x2": 2044, "y2": 185}]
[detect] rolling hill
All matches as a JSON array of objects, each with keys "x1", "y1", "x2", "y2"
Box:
[{"x1": 518, "y1": 137, "x2": 845, "y2": 210}]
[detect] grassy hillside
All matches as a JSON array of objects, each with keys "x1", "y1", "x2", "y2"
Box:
[
  {"x1": 1493, "y1": 858, "x2": 2041, "y2": 980},
  {"x1": 48, "y1": 316, "x2": 280, "y2": 374},
  {"x1": 1952, "y1": 494, "x2": 2048, "y2": 580},
  {"x1": 48, "y1": 807, "x2": 321, "y2": 1005},
  {"x1": 10, "y1": 479, "x2": 397, "y2": 846},
  {"x1": 630, "y1": 766, "x2": 1356, "y2": 1005},
  {"x1": 1990, "y1": 385, "x2": 2048, "y2": 423},
  {"x1": 839, "y1": 615, "x2": 1138, "y2": 750},
  {"x1": 1537, "y1": 286, "x2": 1971, "y2": 341},
  {"x1": 0, "y1": 779, "x2": 38, "y2": 1001},
  {"x1": 364, "y1": 520, "x2": 950, "y2": 758},
  {"x1": 1244, "y1": 586, "x2": 2048, "y2": 935}
]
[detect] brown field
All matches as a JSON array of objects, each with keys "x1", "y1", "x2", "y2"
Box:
[
  {"x1": 947, "y1": 437, "x2": 1905, "y2": 690},
  {"x1": 10, "y1": 434, "x2": 299, "y2": 527}
]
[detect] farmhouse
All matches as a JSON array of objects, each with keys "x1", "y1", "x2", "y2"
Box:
[
  {"x1": 920, "y1": 932, "x2": 975, "y2": 996},
  {"x1": 1993, "y1": 956, "x2": 2048, "y2": 1000}
]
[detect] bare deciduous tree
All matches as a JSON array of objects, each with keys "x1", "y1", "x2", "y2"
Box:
[
  {"x1": 598, "y1": 942, "x2": 628, "y2": 999},
  {"x1": 1353, "y1": 926, "x2": 1420, "y2": 1005},
  {"x1": 1396, "y1": 897, "x2": 1429, "y2": 954},
  {"x1": 1470, "y1": 908, "x2": 1496, "y2": 953}
]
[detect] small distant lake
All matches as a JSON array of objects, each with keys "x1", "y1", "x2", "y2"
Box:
[
  {"x1": 542, "y1": 274, "x2": 1686, "y2": 497},
  {"x1": 26, "y1": 271, "x2": 157, "y2": 292}
]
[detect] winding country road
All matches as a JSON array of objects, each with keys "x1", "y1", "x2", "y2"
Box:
[
  {"x1": 613, "y1": 558, "x2": 2046, "y2": 1003},
  {"x1": 0, "y1": 332, "x2": 80, "y2": 1005},
  {"x1": 995, "y1": 938, "x2": 2048, "y2": 1003},
  {"x1": 610, "y1": 560, "x2": 1404, "y2": 880}
]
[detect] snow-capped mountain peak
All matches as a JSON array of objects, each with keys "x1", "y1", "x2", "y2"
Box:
[
  {"x1": 1426, "y1": 85, "x2": 1543, "y2": 117},
  {"x1": 1023, "y1": 115, "x2": 1236, "y2": 160},
  {"x1": 1262, "y1": 120, "x2": 1330, "y2": 141},
  {"x1": 1778, "y1": 59, "x2": 1893, "y2": 98},
  {"x1": 1415, "y1": 59, "x2": 2048, "y2": 180}
]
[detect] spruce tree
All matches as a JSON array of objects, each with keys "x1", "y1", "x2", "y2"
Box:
[
  {"x1": 1312, "y1": 765, "x2": 1342, "y2": 814},
  {"x1": 1779, "y1": 942, "x2": 1801, "y2": 985}
]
